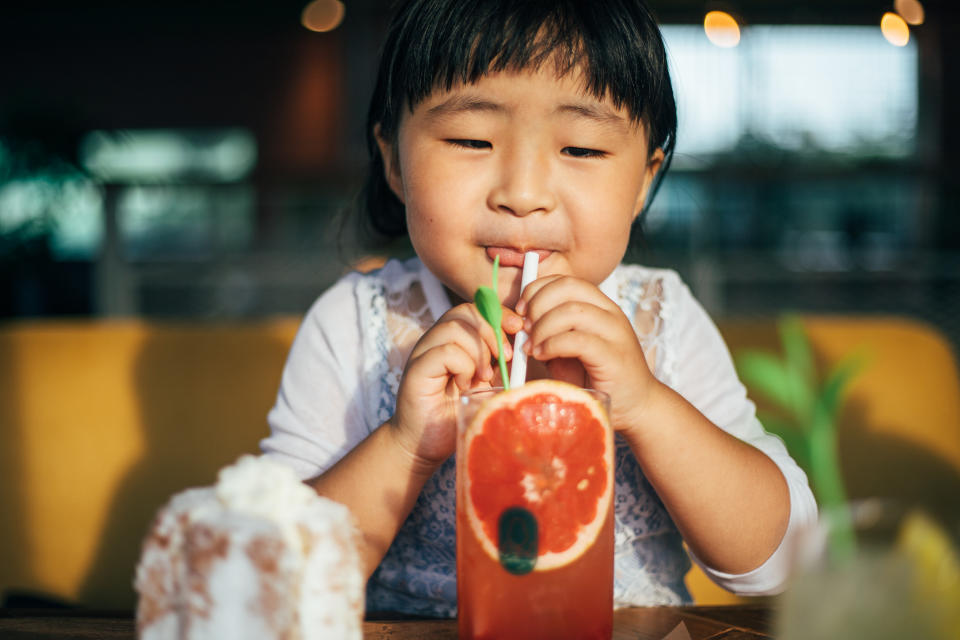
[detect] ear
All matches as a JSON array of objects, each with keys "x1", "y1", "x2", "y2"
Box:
[
  {"x1": 632, "y1": 147, "x2": 666, "y2": 221},
  {"x1": 374, "y1": 124, "x2": 405, "y2": 203}
]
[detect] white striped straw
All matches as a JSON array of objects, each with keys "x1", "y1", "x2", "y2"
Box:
[{"x1": 509, "y1": 251, "x2": 539, "y2": 388}]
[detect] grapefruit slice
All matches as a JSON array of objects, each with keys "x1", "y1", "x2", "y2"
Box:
[{"x1": 462, "y1": 379, "x2": 613, "y2": 571}]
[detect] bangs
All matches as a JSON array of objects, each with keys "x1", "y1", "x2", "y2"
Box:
[{"x1": 374, "y1": 0, "x2": 675, "y2": 151}]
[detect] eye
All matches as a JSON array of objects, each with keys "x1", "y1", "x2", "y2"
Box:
[
  {"x1": 447, "y1": 139, "x2": 492, "y2": 150},
  {"x1": 563, "y1": 146, "x2": 607, "y2": 159}
]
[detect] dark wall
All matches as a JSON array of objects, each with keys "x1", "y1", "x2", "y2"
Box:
[
  {"x1": 4, "y1": 0, "x2": 956, "y2": 191},
  {"x1": 0, "y1": 1, "x2": 366, "y2": 182}
]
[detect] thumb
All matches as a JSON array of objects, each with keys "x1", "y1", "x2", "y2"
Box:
[{"x1": 501, "y1": 306, "x2": 524, "y2": 335}]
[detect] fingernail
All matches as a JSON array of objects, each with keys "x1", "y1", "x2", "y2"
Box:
[
  {"x1": 523, "y1": 318, "x2": 532, "y2": 332},
  {"x1": 515, "y1": 299, "x2": 526, "y2": 314}
]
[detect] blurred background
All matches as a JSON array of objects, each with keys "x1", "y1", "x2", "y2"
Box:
[
  {"x1": 0, "y1": 0, "x2": 957, "y2": 345},
  {"x1": 1, "y1": 0, "x2": 959, "y2": 613}
]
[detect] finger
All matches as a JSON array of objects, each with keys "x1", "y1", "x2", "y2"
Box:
[
  {"x1": 529, "y1": 329, "x2": 619, "y2": 370},
  {"x1": 514, "y1": 274, "x2": 565, "y2": 315},
  {"x1": 411, "y1": 318, "x2": 494, "y2": 380},
  {"x1": 501, "y1": 306, "x2": 523, "y2": 335},
  {"x1": 409, "y1": 316, "x2": 481, "y2": 363},
  {"x1": 457, "y1": 303, "x2": 514, "y2": 360},
  {"x1": 414, "y1": 305, "x2": 510, "y2": 368},
  {"x1": 522, "y1": 276, "x2": 619, "y2": 323},
  {"x1": 406, "y1": 341, "x2": 484, "y2": 392},
  {"x1": 525, "y1": 301, "x2": 625, "y2": 351}
]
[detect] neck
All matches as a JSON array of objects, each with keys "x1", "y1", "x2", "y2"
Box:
[{"x1": 443, "y1": 286, "x2": 467, "y2": 307}]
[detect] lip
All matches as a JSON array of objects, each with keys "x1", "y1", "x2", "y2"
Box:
[{"x1": 485, "y1": 247, "x2": 552, "y2": 268}]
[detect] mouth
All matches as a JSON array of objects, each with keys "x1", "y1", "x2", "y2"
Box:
[{"x1": 485, "y1": 246, "x2": 552, "y2": 268}]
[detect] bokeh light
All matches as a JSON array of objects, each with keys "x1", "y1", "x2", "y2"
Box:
[
  {"x1": 301, "y1": 0, "x2": 345, "y2": 33},
  {"x1": 79, "y1": 129, "x2": 257, "y2": 183},
  {"x1": 881, "y1": 12, "x2": 910, "y2": 47},
  {"x1": 704, "y1": 11, "x2": 741, "y2": 48},
  {"x1": 894, "y1": 0, "x2": 925, "y2": 26}
]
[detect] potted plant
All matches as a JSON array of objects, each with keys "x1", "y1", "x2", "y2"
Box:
[{"x1": 736, "y1": 315, "x2": 959, "y2": 638}]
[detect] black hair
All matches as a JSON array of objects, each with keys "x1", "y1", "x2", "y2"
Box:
[{"x1": 362, "y1": 0, "x2": 677, "y2": 238}]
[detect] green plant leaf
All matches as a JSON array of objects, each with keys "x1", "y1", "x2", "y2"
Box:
[
  {"x1": 779, "y1": 315, "x2": 816, "y2": 413},
  {"x1": 736, "y1": 350, "x2": 797, "y2": 416},
  {"x1": 820, "y1": 351, "x2": 867, "y2": 418},
  {"x1": 473, "y1": 256, "x2": 509, "y2": 389},
  {"x1": 779, "y1": 315, "x2": 814, "y2": 384},
  {"x1": 807, "y1": 413, "x2": 848, "y2": 510},
  {"x1": 737, "y1": 314, "x2": 864, "y2": 565}
]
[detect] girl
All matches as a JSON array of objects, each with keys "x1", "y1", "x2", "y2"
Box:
[{"x1": 261, "y1": 0, "x2": 816, "y2": 616}]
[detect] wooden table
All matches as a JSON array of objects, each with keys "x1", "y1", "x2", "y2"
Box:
[{"x1": 0, "y1": 605, "x2": 772, "y2": 639}]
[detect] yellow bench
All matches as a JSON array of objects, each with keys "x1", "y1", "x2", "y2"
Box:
[
  {"x1": 0, "y1": 319, "x2": 300, "y2": 609},
  {"x1": 1, "y1": 315, "x2": 958, "y2": 608}
]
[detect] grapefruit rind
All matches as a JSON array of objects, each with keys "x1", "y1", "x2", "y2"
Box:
[{"x1": 463, "y1": 380, "x2": 614, "y2": 571}]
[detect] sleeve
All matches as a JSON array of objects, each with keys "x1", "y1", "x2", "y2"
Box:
[
  {"x1": 664, "y1": 273, "x2": 818, "y2": 596},
  {"x1": 259, "y1": 272, "x2": 372, "y2": 481}
]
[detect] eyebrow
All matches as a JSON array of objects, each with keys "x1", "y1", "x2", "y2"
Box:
[
  {"x1": 423, "y1": 94, "x2": 629, "y2": 131},
  {"x1": 555, "y1": 102, "x2": 629, "y2": 131},
  {"x1": 425, "y1": 95, "x2": 506, "y2": 120}
]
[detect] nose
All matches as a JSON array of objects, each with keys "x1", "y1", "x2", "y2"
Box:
[{"x1": 487, "y1": 144, "x2": 556, "y2": 217}]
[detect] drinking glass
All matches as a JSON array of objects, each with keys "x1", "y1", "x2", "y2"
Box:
[{"x1": 456, "y1": 386, "x2": 614, "y2": 640}]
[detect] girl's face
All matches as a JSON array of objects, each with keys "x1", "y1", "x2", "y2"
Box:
[{"x1": 378, "y1": 66, "x2": 664, "y2": 307}]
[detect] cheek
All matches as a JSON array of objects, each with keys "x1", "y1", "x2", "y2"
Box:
[
  {"x1": 564, "y1": 184, "x2": 638, "y2": 282},
  {"x1": 574, "y1": 222, "x2": 632, "y2": 282},
  {"x1": 405, "y1": 187, "x2": 460, "y2": 242},
  {"x1": 402, "y1": 152, "x2": 467, "y2": 223},
  {"x1": 403, "y1": 166, "x2": 474, "y2": 271}
]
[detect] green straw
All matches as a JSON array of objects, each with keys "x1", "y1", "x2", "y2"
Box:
[{"x1": 474, "y1": 256, "x2": 509, "y2": 389}]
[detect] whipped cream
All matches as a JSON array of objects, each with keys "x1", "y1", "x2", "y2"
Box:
[{"x1": 135, "y1": 455, "x2": 364, "y2": 640}]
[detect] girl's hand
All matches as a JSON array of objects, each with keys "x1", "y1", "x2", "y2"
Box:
[
  {"x1": 517, "y1": 275, "x2": 657, "y2": 434},
  {"x1": 387, "y1": 302, "x2": 522, "y2": 472}
]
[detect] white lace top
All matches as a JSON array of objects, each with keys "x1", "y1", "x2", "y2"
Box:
[{"x1": 261, "y1": 257, "x2": 817, "y2": 616}]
